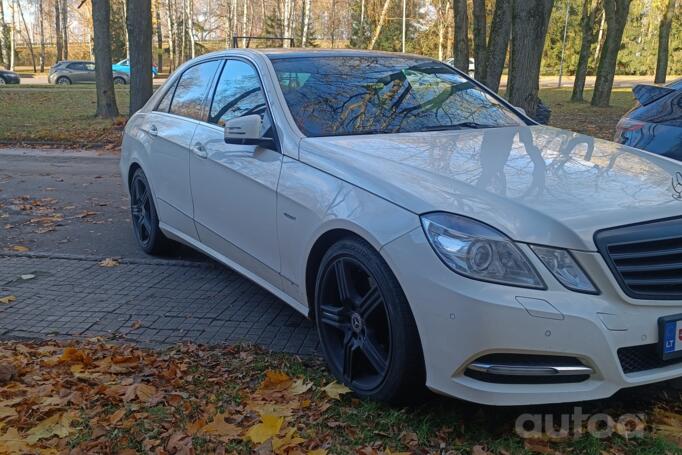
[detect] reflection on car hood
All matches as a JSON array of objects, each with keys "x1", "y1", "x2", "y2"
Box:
[{"x1": 300, "y1": 125, "x2": 682, "y2": 250}]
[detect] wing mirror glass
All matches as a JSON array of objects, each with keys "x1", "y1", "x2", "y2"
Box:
[{"x1": 224, "y1": 114, "x2": 275, "y2": 149}]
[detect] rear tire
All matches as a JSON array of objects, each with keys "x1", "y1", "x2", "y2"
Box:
[
  {"x1": 129, "y1": 168, "x2": 172, "y2": 255},
  {"x1": 0, "y1": 77, "x2": 6, "y2": 85},
  {"x1": 113, "y1": 77, "x2": 126, "y2": 85},
  {"x1": 314, "y1": 237, "x2": 425, "y2": 404}
]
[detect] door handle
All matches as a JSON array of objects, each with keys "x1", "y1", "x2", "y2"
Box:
[
  {"x1": 148, "y1": 125, "x2": 158, "y2": 136},
  {"x1": 191, "y1": 143, "x2": 207, "y2": 159}
]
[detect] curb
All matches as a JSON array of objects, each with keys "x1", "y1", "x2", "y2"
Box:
[{"x1": 0, "y1": 251, "x2": 217, "y2": 268}]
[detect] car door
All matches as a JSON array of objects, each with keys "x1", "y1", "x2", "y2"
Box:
[
  {"x1": 145, "y1": 59, "x2": 221, "y2": 239},
  {"x1": 66, "y1": 62, "x2": 86, "y2": 82},
  {"x1": 83, "y1": 63, "x2": 96, "y2": 83},
  {"x1": 189, "y1": 58, "x2": 283, "y2": 286}
]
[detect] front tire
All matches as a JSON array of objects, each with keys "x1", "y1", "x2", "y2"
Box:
[
  {"x1": 113, "y1": 77, "x2": 126, "y2": 85},
  {"x1": 314, "y1": 238, "x2": 425, "y2": 404},
  {"x1": 129, "y1": 168, "x2": 171, "y2": 255},
  {"x1": 56, "y1": 76, "x2": 71, "y2": 85}
]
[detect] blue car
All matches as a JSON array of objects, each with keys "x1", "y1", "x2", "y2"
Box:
[
  {"x1": 614, "y1": 79, "x2": 682, "y2": 161},
  {"x1": 112, "y1": 59, "x2": 159, "y2": 78}
]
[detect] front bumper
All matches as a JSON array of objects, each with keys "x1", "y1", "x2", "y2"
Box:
[
  {"x1": 380, "y1": 228, "x2": 682, "y2": 406},
  {"x1": 2, "y1": 73, "x2": 20, "y2": 84}
]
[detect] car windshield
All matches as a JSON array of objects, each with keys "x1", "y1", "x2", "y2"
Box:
[{"x1": 270, "y1": 56, "x2": 525, "y2": 137}]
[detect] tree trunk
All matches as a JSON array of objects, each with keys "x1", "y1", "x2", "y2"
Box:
[
  {"x1": 180, "y1": 0, "x2": 186, "y2": 60},
  {"x1": 127, "y1": 0, "x2": 154, "y2": 115},
  {"x1": 507, "y1": 0, "x2": 554, "y2": 118},
  {"x1": 123, "y1": 0, "x2": 130, "y2": 58},
  {"x1": 301, "y1": 0, "x2": 311, "y2": 47},
  {"x1": 18, "y1": 1, "x2": 37, "y2": 72},
  {"x1": 55, "y1": 0, "x2": 63, "y2": 62},
  {"x1": 188, "y1": 0, "x2": 195, "y2": 58},
  {"x1": 453, "y1": 0, "x2": 469, "y2": 72},
  {"x1": 368, "y1": 0, "x2": 391, "y2": 50},
  {"x1": 283, "y1": 0, "x2": 292, "y2": 47},
  {"x1": 9, "y1": 0, "x2": 15, "y2": 70},
  {"x1": 483, "y1": 0, "x2": 511, "y2": 92},
  {"x1": 437, "y1": 0, "x2": 450, "y2": 61},
  {"x1": 165, "y1": 0, "x2": 176, "y2": 69},
  {"x1": 0, "y1": 0, "x2": 7, "y2": 68},
  {"x1": 472, "y1": 0, "x2": 486, "y2": 80},
  {"x1": 591, "y1": 0, "x2": 631, "y2": 107},
  {"x1": 92, "y1": 0, "x2": 119, "y2": 118},
  {"x1": 39, "y1": 0, "x2": 46, "y2": 72},
  {"x1": 241, "y1": 0, "x2": 247, "y2": 48},
  {"x1": 571, "y1": 0, "x2": 600, "y2": 101},
  {"x1": 154, "y1": 0, "x2": 163, "y2": 71},
  {"x1": 61, "y1": 0, "x2": 69, "y2": 59},
  {"x1": 654, "y1": 0, "x2": 677, "y2": 84},
  {"x1": 229, "y1": 0, "x2": 237, "y2": 47}
]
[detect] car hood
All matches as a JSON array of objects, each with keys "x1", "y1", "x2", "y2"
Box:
[{"x1": 299, "y1": 125, "x2": 682, "y2": 250}]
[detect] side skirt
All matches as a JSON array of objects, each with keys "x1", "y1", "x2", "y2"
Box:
[{"x1": 160, "y1": 222, "x2": 310, "y2": 318}]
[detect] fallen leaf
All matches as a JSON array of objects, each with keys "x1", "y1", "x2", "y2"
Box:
[
  {"x1": 289, "y1": 378, "x2": 313, "y2": 395},
  {"x1": 0, "y1": 427, "x2": 32, "y2": 453},
  {"x1": 25, "y1": 412, "x2": 77, "y2": 444},
  {"x1": 244, "y1": 414, "x2": 284, "y2": 444},
  {"x1": 109, "y1": 408, "x2": 126, "y2": 424},
  {"x1": 322, "y1": 381, "x2": 351, "y2": 400},
  {"x1": 99, "y1": 258, "x2": 120, "y2": 267},
  {"x1": 20, "y1": 274, "x2": 35, "y2": 280},
  {"x1": 123, "y1": 383, "x2": 157, "y2": 402},
  {"x1": 0, "y1": 406, "x2": 18, "y2": 420},
  {"x1": 0, "y1": 295, "x2": 16, "y2": 304},
  {"x1": 308, "y1": 450, "x2": 328, "y2": 455},
  {"x1": 198, "y1": 413, "x2": 242, "y2": 439},
  {"x1": 272, "y1": 427, "x2": 305, "y2": 454},
  {"x1": 10, "y1": 245, "x2": 29, "y2": 252}
]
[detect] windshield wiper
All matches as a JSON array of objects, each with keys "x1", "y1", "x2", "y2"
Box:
[{"x1": 421, "y1": 122, "x2": 501, "y2": 131}]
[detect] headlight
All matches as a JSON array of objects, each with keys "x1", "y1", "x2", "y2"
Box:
[
  {"x1": 530, "y1": 246, "x2": 598, "y2": 294},
  {"x1": 421, "y1": 212, "x2": 545, "y2": 289}
]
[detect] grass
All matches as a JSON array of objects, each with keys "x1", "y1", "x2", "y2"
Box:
[
  {"x1": 543, "y1": 87, "x2": 635, "y2": 140},
  {"x1": 0, "y1": 85, "x2": 130, "y2": 148},
  {"x1": 2, "y1": 340, "x2": 682, "y2": 454},
  {"x1": 0, "y1": 84, "x2": 636, "y2": 149}
]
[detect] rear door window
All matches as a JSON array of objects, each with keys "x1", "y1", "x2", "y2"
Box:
[{"x1": 169, "y1": 60, "x2": 221, "y2": 121}]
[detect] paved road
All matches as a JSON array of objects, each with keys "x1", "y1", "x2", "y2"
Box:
[{"x1": 0, "y1": 148, "x2": 316, "y2": 352}]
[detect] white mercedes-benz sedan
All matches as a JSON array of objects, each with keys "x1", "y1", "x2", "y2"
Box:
[{"x1": 121, "y1": 49, "x2": 682, "y2": 406}]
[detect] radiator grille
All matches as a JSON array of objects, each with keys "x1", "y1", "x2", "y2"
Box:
[{"x1": 595, "y1": 217, "x2": 682, "y2": 300}]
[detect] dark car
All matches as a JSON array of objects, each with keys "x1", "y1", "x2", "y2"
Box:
[
  {"x1": 614, "y1": 79, "x2": 682, "y2": 161},
  {"x1": 48, "y1": 60, "x2": 130, "y2": 85},
  {"x1": 0, "y1": 68, "x2": 21, "y2": 85}
]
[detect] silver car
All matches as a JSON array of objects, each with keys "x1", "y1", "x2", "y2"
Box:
[{"x1": 48, "y1": 60, "x2": 129, "y2": 85}]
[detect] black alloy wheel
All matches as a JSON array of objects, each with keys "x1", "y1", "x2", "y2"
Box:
[
  {"x1": 129, "y1": 169, "x2": 170, "y2": 255},
  {"x1": 314, "y1": 238, "x2": 425, "y2": 403}
]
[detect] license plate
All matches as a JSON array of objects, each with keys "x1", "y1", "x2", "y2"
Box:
[{"x1": 659, "y1": 314, "x2": 682, "y2": 361}]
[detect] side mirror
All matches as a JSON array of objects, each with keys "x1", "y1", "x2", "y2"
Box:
[{"x1": 224, "y1": 114, "x2": 275, "y2": 149}]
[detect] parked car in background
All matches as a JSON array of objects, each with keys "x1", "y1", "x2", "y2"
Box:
[
  {"x1": 444, "y1": 57, "x2": 475, "y2": 77},
  {"x1": 0, "y1": 68, "x2": 20, "y2": 85},
  {"x1": 112, "y1": 59, "x2": 159, "y2": 78},
  {"x1": 121, "y1": 49, "x2": 682, "y2": 406},
  {"x1": 48, "y1": 60, "x2": 130, "y2": 85},
  {"x1": 615, "y1": 79, "x2": 682, "y2": 161}
]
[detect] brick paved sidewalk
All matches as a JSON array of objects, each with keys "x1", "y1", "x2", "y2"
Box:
[{"x1": 0, "y1": 255, "x2": 318, "y2": 355}]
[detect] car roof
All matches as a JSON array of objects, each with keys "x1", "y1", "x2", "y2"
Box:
[
  {"x1": 59, "y1": 60, "x2": 94, "y2": 64},
  {"x1": 193, "y1": 48, "x2": 432, "y2": 62}
]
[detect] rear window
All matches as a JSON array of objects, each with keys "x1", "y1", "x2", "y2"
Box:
[{"x1": 270, "y1": 56, "x2": 524, "y2": 137}]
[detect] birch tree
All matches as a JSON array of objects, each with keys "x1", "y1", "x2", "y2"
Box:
[
  {"x1": 368, "y1": 0, "x2": 391, "y2": 50},
  {"x1": 0, "y1": 0, "x2": 8, "y2": 68},
  {"x1": 301, "y1": 0, "x2": 311, "y2": 47},
  {"x1": 39, "y1": 0, "x2": 46, "y2": 72}
]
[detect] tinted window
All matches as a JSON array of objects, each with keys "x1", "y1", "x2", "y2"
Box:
[
  {"x1": 156, "y1": 81, "x2": 176, "y2": 112},
  {"x1": 169, "y1": 60, "x2": 221, "y2": 120},
  {"x1": 84, "y1": 63, "x2": 95, "y2": 71},
  {"x1": 270, "y1": 56, "x2": 524, "y2": 137},
  {"x1": 208, "y1": 60, "x2": 267, "y2": 126},
  {"x1": 67, "y1": 62, "x2": 85, "y2": 70}
]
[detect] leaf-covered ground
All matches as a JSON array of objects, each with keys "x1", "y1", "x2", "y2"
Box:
[
  {"x1": 1, "y1": 340, "x2": 681, "y2": 454},
  {"x1": 0, "y1": 86, "x2": 129, "y2": 149}
]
